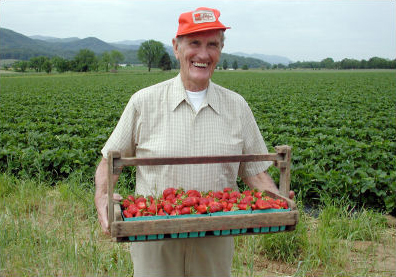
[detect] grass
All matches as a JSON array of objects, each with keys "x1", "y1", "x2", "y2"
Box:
[{"x1": 0, "y1": 174, "x2": 394, "y2": 277}]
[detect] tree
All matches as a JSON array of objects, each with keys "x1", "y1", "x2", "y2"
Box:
[
  {"x1": 29, "y1": 56, "x2": 47, "y2": 72},
  {"x1": 73, "y1": 49, "x2": 97, "y2": 72},
  {"x1": 101, "y1": 51, "x2": 111, "y2": 72},
  {"x1": 320, "y1": 57, "x2": 335, "y2": 69},
  {"x1": 222, "y1": 59, "x2": 228, "y2": 70},
  {"x1": 13, "y1": 60, "x2": 28, "y2": 72},
  {"x1": 52, "y1": 56, "x2": 70, "y2": 73},
  {"x1": 43, "y1": 60, "x2": 52, "y2": 74},
  {"x1": 110, "y1": 50, "x2": 124, "y2": 70},
  {"x1": 242, "y1": 64, "x2": 249, "y2": 70},
  {"x1": 232, "y1": 60, "x2": 238, "y2": 70},
  {"x1": 159, "y1": 52, "x2": 172, "y2": 71},
  {"x1": 137, "y1": 40, "x2": 166, "y2": 72}
]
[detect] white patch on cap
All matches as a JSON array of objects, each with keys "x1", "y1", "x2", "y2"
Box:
[{"x1": 192, "y1": 10, "x2": 216, "y2": 24}]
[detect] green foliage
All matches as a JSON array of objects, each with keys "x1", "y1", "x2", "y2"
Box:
[
  {"x1": 232, "y1": 60, "x2": 238, "y2": 70},
  {"x1": 211, "y1": 71, "x2": 396, "y2": 214},
  {"x1": 73, "y1": 49, "x2": 98, "y2": 72},
  {"x1": 158, "y1": 52, "x2": 172, "y2": 71},
  {"x1": 137, "y1": 40, "x2": 166, "y2": 72},
  {"x1": 0, "y1": 173, "x2": 134, "y2": 276},
  {"x1": 0, "y1": 71, "x2": 395, "y2": 214},
  {"x1": 223, "y1": 59, "x2": 228, "y2": 70}
]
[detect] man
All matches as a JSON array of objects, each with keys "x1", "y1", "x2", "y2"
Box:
[{"x1": 95, "y1": 7, "x2": 294, "y2": 277}]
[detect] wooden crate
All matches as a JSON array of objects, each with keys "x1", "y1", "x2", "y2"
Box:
[{"x1": 108, "y1": 145, "x2": 299, "y2": 242}]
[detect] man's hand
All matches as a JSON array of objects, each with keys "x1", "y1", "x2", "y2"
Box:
[
  {"x1": 242, "y1": 171, "x2": 295, "y2": 200},
  {"x1": 94, "y1": 157, "x2": 121, "y2": 235},
  {"x1": 95, "y1": 192, "x2": 123, "y2": 235}
]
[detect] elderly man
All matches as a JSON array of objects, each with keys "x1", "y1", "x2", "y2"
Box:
[{"x1": 95, "y1": 7, "x2": 293, "y2": 277}]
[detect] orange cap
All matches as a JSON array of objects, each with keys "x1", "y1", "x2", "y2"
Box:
[{"x1": 176, "y1": 7, "x2": 230, "y2": 37}]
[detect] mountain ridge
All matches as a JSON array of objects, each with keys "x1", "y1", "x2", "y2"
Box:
[{"x1": 0, "y1": 28, "x2": 291, "y2": 66}]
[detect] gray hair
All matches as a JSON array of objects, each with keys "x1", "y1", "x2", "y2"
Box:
[{"x1": 175, "y1": 30, "x2": 225, "y2": 48}]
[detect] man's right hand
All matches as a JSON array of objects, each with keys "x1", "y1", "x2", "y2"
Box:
[
  {"x1": 94, "y1": 157, "x2": 121, "y2": 235},
  {"x1": 95, "y1": 192, "x2": 123, "y2": 235}
]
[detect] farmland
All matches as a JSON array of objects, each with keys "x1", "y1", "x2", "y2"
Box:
[
  {"x1": 1, "y1": 70, "x2": 395, "y2": 213},
  {"x1": 1, "y1": 69, "x2": 395, "y2": 276}
]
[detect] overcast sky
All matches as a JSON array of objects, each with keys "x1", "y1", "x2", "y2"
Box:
[{"x1": 1, "y1": 0, "x2": 395, "y2": 62}]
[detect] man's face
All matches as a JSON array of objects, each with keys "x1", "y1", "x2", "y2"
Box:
[{"x1": 172, "y1": 30, "x2": 222, "y2": 91}]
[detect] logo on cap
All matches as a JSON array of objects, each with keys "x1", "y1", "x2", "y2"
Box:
[{"x1": 192, "y1": 10, "x2": 216, "y2": 24}]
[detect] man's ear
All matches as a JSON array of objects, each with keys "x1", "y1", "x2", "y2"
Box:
[{"x1": 172, "y1": 38, "x2": 179, "y2": 60}]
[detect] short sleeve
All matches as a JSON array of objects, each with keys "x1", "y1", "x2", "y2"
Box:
[{"x1": 101, "y1": 97, "x2": 139, "y2": 159}]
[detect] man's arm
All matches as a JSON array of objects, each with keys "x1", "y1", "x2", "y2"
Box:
[
  {"x1": 242, "y1": 171, "x2": 294, "y2": 199},
  {"x1": 94, "y1": 157, "x2": 122, "y2": 235}
]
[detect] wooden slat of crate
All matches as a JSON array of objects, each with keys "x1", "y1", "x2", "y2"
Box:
[{"x1": 111, "y1": 210, "x2": 298, "y2": 238}]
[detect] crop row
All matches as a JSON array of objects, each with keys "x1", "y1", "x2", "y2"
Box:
[{"x1": 0, "y1": 71, "x2": 395, "y2": 213}]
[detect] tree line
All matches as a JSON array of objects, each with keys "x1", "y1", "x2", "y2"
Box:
[
  {"x1": 10, "y1": 40, "x2": 174, "y2": 73},
  {"x1": 288, "y1": 57, "x2": 396, "y2": 70},
  {"x1": 8, "y1": 39, "x2": 396, "y2": 72}
]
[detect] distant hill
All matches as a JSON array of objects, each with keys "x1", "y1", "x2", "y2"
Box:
[
  {"x1": 0, "y1": 28, "x2": 277, "y2": 67},
  {"x1": 29, "y1": 35, "x2": 80, "y2": 43},
  {"x1": 219, "y1": 53, "x2": 272, "y2": 69},
  {"x1": 232, "y1": 52, "x2": 292, "y2": 65}
]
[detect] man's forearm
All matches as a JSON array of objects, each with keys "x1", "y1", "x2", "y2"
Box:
[
  {"x1": 94, "y1": 158, "x2": 120, "y2": 201},
  {"x1": 242, "y1": 171, "x2": 279, "y2": 194}
]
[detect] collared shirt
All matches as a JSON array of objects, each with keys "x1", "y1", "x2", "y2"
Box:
[{"x1": 101, "y1": 74, "x2": 271, "y2": 196}]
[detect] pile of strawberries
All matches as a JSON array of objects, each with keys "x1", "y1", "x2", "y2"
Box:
[{"x1": 122, "y1": 187, "x2": 288, "y2": 218}]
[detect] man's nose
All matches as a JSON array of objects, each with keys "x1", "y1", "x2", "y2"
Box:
[{"x1": 196, "y1": 46, "x2": 210, "y2": 60}]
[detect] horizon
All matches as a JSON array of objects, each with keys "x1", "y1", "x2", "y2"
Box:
[
  {"x1": 0, "y1": 0, "x2": 395, "y2": 62},
  {"x1": 2, "y1": 26, "x2": 394, "y2": 64}
]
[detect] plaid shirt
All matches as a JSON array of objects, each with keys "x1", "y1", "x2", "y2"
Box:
[{"x1": 102, "y1": 74, "x2": 271, "y2": 196}]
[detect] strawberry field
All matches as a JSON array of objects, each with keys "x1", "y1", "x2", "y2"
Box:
[{"x1": 0, "y1": 70, "x2": 395, "y2": 214}]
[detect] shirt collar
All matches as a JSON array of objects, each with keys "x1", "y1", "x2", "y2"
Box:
[{"x1": 170, "y1": 74, "x2": 220, "y2": 114}]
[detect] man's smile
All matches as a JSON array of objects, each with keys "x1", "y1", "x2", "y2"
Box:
[{"x1": 192, "y1": 62, "x2": 209, "y2": 68}]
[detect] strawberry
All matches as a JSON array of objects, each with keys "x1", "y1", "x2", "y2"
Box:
[
  {"x1": 280, "y1": 200, "x2": 288, "y2": 209},
  {"x1": 230, "y1": 191, "x2": 241, "y2": 199},
  {"x1": 127, "y1": 204, "x2": 139, "y2": 215},
  {"x1": 243, "y1": 190, "x2": 253, "y2": 197},
  {"x1": 157, "y1": 209, "x2": 166, "y2": 216},
  {"x1": 122, "y1": 199, "x2": 131, "y2": 209},
  {"x1": 196, "y1": 204, "x2": 208, "y2": 214},
  {"x1": 162, "y1": 202, "x2": 174, "y2": 215},
  {"x1": 228, "y1": 197, "x2": 238, "y2": 204},
  {"x1": 254, "y1": 191, "x2": 263, "y2": 199},
  {"x1": 135, "y1": 210, "x2": 143, "y2": 217},
  {"x1": 182, "y1": 197, "x2": 195, "y2": 207},
  {"x1": 181, "y1": 206, "x2": 191, "y2": 215},
  {"x1": 208, "y1": 202, "x2": 223, "y2": 213},
  {"x1": 255, "y1": 198, "x2": 272, "y2": 210},
  {"x1": 221, "y1": 192, "x2": 230, "y2": 200},
  {"x1": 223, "y1": 187, "x2": 233, "y2": 193},
  {"x1": 213, "y1": 191, "x2": 223, "y2": 200},
  {"x1": 163, "y1": 187, "x2": 176, "y2": 199},
  {"x1": 227, "y1": 202, "x2": 234, "y2": 211},
  {"x1": 240, "y1": 195, "x2": 253, "y2": 204},
  {"x1": 237, "y1": 203, "x2": 250, "y2": 210},
  {"x1": 147, "y1": 202, "x2": 158, "y2": 214},
  {"x1": 220, "y1": 200, "x2": 228, "y2": 211},
  {"x1": 123, "y1": 210, "x2": 132, "y2": 218},
  {"x1": 187, "y1": 189, "x2": 201, "y2": 198},
  {"x1": 127, "y1": 195, "x2": 135, "y2": 202},
  {"x1": 136, "y1": 200, "x2": 147, "y2": 210},
  {"x1": 199, "y1": 197, "x2": 210, "y2": 206}
]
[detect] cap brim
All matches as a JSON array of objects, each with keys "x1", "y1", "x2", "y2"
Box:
[{"x1": 177, "y1": 26, "x2": 230, "y2": 37}]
